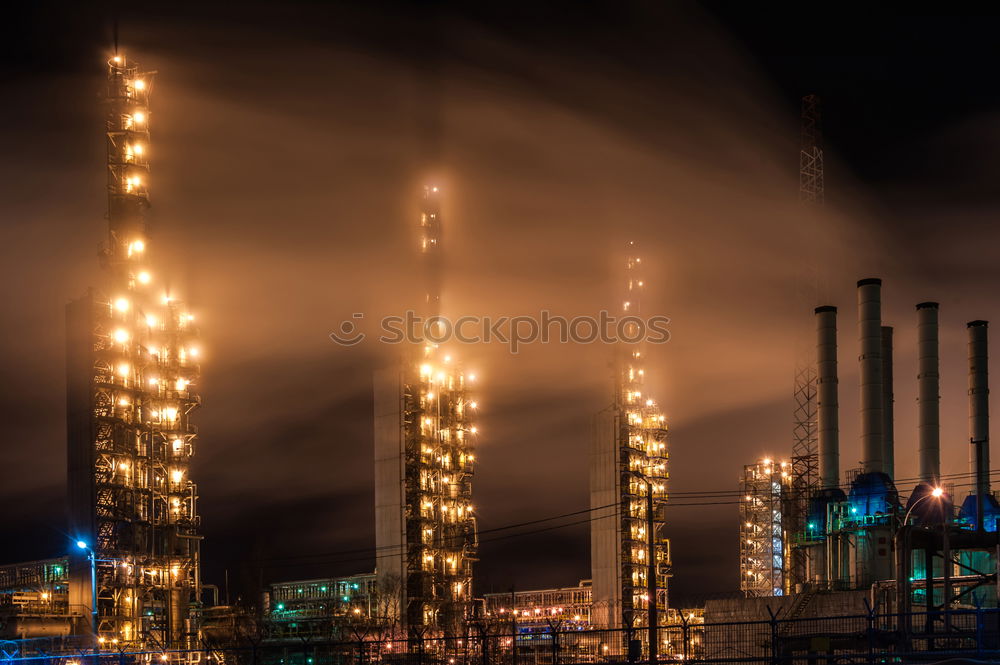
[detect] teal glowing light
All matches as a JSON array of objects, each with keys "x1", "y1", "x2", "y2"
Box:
[
  {"x1": 807, "y1": 522, "x2": 815, "y2": 529},
  {"x1": 352, "y1": 583, "x2": 359, "y2": 589},
  {"x1": 320, "y1": 586, "x2": 327, "y2": 592},
  {"x1": 342, "y1": 596, "x2": 350, "y2": 602},
  {"x1": 276, "y1": 603, "x2": 285, "y2": 611}
]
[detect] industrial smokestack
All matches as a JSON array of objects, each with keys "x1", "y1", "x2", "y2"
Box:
[
  {"x1": 858, "y1": 279, "x2": 884, "y2": 474},
  {"x1": 968, "y1": 320, "x2": 990, "y2": 500},
  {"x1": 816, "y1": 306, "x2": 839, "y2": 489},
  {"x1": 917, "y1": 303, "x2": 940, "y2": 483},
  {"x1": 881, "y1": 326, "x2": 894, "y2": 479}
]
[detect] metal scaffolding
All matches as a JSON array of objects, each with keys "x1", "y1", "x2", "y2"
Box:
[
  {"x1": 376, "y1": 186, "x2": 478, "y2": 638},
  {"x1": 593, "y1": 243, "x2": 670, "y2": 631},
  {"x1": 66, "y1": 54, "x2": 202, "y2": 653},
  {"x1": 799, "y1": 94, "x2": 824, "y2": 205},
  {"x1": 740, "y1": 460, "x2": 790, "y2": 597}
]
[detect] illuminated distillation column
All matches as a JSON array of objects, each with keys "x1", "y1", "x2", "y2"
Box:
[
  {"x1": 414, "y1": 355, "x2": 477, "y2": 630},
  {"x1": 95, "y1": 54, "x2": 201, "y2": 648},
  {"x1": 419, "y1": 185, "x2": 443, "y2": 317},
  {"x1": 90, "y1": 53, "x2": 155, "y2": 643},
  {"x1": 406, "y1": 185, "x2": 478, "y2": 633},
  {"x1": 144, "y1": 296, "x2": 202, "y2": 629},
  {"x1": 739, "y1": 460, "x2": 791, "y2": 597},
  {"x1": 619, "y1": 243, "x2": 669, "y2": 626}
]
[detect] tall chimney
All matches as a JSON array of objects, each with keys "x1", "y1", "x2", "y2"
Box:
[
  {"x1": 968, "y1": 320, "x2": 990, "y2": 501},
  {"x1": 917, "y1": 303, "x2": 941, "y2": 483},
  {"x1": 881, "y1": 326, "x2": 894, "y2": 479},
  {"x1": 858, "y1": 279, "x2": 884, "y2": 474},
  {"x1": 816, "y1": 306, "x2": 840, "y2": 489}
]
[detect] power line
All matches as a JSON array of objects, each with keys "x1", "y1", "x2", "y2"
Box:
[{"x1": 254, "y1": 467, "x2": 1000, "y2": 573}]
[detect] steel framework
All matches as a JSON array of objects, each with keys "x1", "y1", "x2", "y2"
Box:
[
  {"x1": 740, "y1": 460, "x2": 790, "y2": 597},
  {"x1": 67, "y1": 54, "x2": 202, "y2": 652},
  {"x1": 798, "y1": 94, "x2": 824, "y2": 204},
  {"x1": 399, "y1": 187, "x2": 478, "y2": 636},
  {"x1": 615, "y1": 244, "x2": 670, "y2": 629}
]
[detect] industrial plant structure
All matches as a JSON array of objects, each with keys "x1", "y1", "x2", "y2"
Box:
[
  {"x1": 739, "y1": 460, "x2": 792, "y2": 597},
  {"x1": 261, "y1": 574, "x2": 377, "y2": 639},
  {"x1": 737, "y1": 277, "x2": 1000, "y2": 621},
  {"x1": 67, "y1": 53, "x2": 204, "y2": 651},
  {"x1": 374, "y1": 185, "x2": 479, "y2": 637},
  {"x1": 0, "y1": 54, "x2": 205, "y2": 652},
  {"x1": 590, "y1": 244, "x2": 670, "y2": 632},
  {"x1": 482, "y1": 581, "x2": 594, "y2": 632},
  {"x1": 7, "y1": 46, "x2": 1000, "y2": 665}
]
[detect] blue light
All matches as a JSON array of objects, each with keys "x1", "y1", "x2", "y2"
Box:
[
  {"x1": 76, "y1": 540, "x2": 88, "y2": 550},
  {"x1": 342, "y1": 595, "x2": 350, "y2": 602},
  {"x1": 807, "y1": 523, "x2": 815, "y2": 529},
  {"x1": 276, "y1": 603, "x2": 284, "y2": 611},
  {"x1": 851, "y1": 507, "x2": 858, "y2": 514}
]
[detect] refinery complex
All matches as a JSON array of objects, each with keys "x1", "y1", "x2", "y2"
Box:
[{"x1": 3, "y1": 49, "x2": 1000, "y2": 665}]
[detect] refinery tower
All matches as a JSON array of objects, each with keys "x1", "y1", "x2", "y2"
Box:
[
  {"x1": 66, "y1": 54, "x2": 203, "y2": 650},
  {"x1": 591, "y1": 243, "x2": 671, "y2": 632},
  {"x1": 374, "y1": 186, "x2": 478, "y2": 637}
]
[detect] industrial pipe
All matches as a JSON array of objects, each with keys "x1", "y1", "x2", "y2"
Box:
[
  {"x1": 917, "y1": 302, "x2": 940, "y2": 483},
  {"x1": 858, "y1": 279, "x2": 884, "y2": 474},
  {"x1": 881, "y1": 326, "x2": 894, "y2": 480},
  {"x1": 968, "y1": 321, "x2": 990, "y2": 501},
  {"x1": 816, "y1": 306, "x2": 839, "y2": 489}
]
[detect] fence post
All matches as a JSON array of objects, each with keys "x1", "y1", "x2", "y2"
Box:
[
  {"x1": 680, "y1": 614, "x2": 689, "y2": 662},
  {"x1": 864, "y1": 599, "x2": 876, "y2": 665},
  {"x1": 766, "y1": 606, "x2": 779, "y2": 665},
  {"x1": 976, "y1": 606, "x2": 984, "y2": 657}
]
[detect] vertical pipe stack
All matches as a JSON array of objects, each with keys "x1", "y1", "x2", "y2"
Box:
[
  {"x1": 881, "y1": 326, "x2": 895, "y2": 479},
  {"x1": 816, "y1": 306, "x2": 840, "y2": 489},
  {"x1": 968, "y1": 321, "x2": 990, "y2": 500},
  {"x1": 917, "y1": 302, "x2": 941, "y2": 483},
  {"x1": 858, "y1": 279, "x2": 884, "y2": 474}
]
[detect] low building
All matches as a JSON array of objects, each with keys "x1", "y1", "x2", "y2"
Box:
[
  {"x1": 0, "y1": 557, "x2": 80, "y2": 640},
  {"x1": 263, "y1": 573, "x2": 377, "y2": 639}
]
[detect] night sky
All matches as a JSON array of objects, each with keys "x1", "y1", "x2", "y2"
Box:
[{"x1": 3, "y1": 4, "x2": 1000, "y2": 607}]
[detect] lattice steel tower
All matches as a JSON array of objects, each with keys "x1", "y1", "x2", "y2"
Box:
[
  {"x1": 799, "y1": 94, "x2": 824, "y2": 205},
  {"x1": 375, "y1": 186, "x2": 478, "y2": 638},
  {"x1": 786, "y1": 94, "x2": 826, "y2": 591},
  {"x1": 67, "y1": 54, "x2": 202, "y2": 650},
  {"x1": 591, "y1": 242, "x2": 670, "y2": 632}
]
